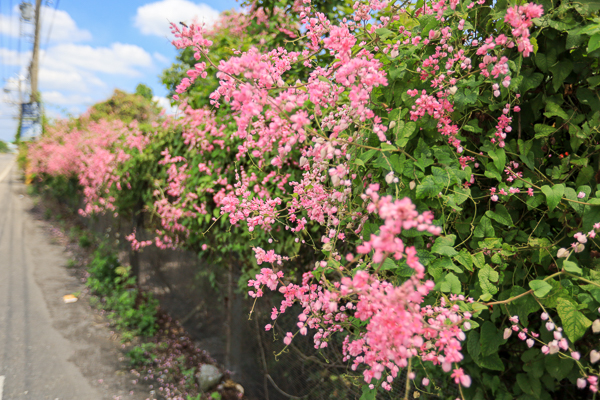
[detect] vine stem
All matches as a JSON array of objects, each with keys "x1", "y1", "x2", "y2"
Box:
[
  {"x1": 403, "y1": 358, "x2": 412, "y2": 400},
  {"x1": 485, "y1": 271, "x2": 564, "y2": 306}
]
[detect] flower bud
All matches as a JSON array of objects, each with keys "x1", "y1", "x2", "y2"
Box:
[
  {"x1": 385, "y1": 172, "x2": 395, "y2": 184},
  {"x1": 556, "y1": 248, "x2": 569, "y2": 258},
  {"x1": 592, "y1": 319, "x2": 600, "y2": 334},
  {"x1": 591, "y1": 350, "x2": 600, "y2": 364}
]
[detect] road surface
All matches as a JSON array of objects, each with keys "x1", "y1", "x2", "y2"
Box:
[{"x1": 0, "y1": 154, "x2": 148, "y2": 400}]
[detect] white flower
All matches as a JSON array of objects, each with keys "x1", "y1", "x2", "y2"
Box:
[
  {"x1": 448, "y1": 86, "x2": 458, "y2": 95},
  {"x1": 503, "y1": 328, "x2": 512, "y2": 340}
]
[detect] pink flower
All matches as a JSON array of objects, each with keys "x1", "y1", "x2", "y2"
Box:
[
  {"x1": 422, "y1": 378, "x2": 430, "y2": 386},
  {"x1": 283, "y1": 332, "x2": 293, "y2": 345},
  {"x1": 451, "y1": 368, "x2": 471, "y2": 387},
  {"x1": 578, "y1": 191, "x2": 586, "y2": 199},
  {"x1": 577, "y1": 378, "x2": 587, "y2": 389}
]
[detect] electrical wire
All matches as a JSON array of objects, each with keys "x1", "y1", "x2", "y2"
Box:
[
  {"x1": 0, "y1": 0, "x2": 5, "y2": 85},
  {"x1": 8, "y1": 0, "x2": 12, "y2": 80},
  {"x1": 41, "y1": 0, "x2": 58, "y2": 59}
]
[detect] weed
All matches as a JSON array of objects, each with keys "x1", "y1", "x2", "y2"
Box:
[
  {"x1": 86, "y1": 247, "x2": 158, "y2": 338},
  {"x1": 43, "y1": 208, "x2": 52, "y2": 220},
  {"x1": 126, "y1": 343, "x2": 156, "y2": 366},
  {"x1": 78, "y1": 232, "x2": 92, "y2": 248}
]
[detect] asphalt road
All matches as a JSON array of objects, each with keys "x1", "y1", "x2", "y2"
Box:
[
  {"x1": 0, "y1": 154, "x2": 104, "y2": 399},
  {"x1": 0, "y1": 153, "x2": 143, "y2": 400}
]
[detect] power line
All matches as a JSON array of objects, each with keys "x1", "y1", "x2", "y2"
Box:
[
  {"x1": 8, "y1": 0, "x2": 12, "y2": 79},
  {"x1": 41, "y1": 0, "x2": 58, "y2": 56},
  {"x1": 0, "y1": 0, "x2": 5, "y2": 84}
]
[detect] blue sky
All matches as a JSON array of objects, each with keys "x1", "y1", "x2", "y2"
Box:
[{"x1": 0, "y1": 0, "x2": 239, "y2": 141}]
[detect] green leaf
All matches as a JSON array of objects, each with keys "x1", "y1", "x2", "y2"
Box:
[
  {"x1": 535, "y1": 53, "x2": 549, "y2": 73},
  {"x1": 507, "y1": 286, "x2": 540, "y2": 324},
  {"x1": 557, "y1": 298, "x2": 592, "y2": 342},
  {"x1": 517, "y1": 373, "x2": 541, "y2": 398},
  {"x1": 534, "y1": 124, "x2": 556, "y2": 139},
  {"x1": 454, "y1": 249, "x2": 474, "y2": 272},
  {"x1": 395, "y1": 121, "x2": 417, "y2": 148},
  {"x1": 416, "y1": 176, "x2": 443, "y2": 199},
  {"x1": 588, "y1": 33, "x2": 600, "y2": 53},
  {"x1": 518, "y1": 139, "x2": 535, "y2": 170},
  {"x1": 488, "y1": 148, "x2": 506, "y2": 173},
  {"x1": 432, "y1": 235, "x2": 458, "y2": 257},
  {"x1": 474, "y1": 216, "x2": 495, "y2": 238},
  {"x1": 431, "y1": 257, "x2": 462, "y2": 274},
  {"x1": 480, "y1": 353, "x2": 505, "y2": 371},
  {"x1": 545, "y1": 354, "x2": 574, "y2": 381},
  {"x1": 541, "y1": 184, "x2": 564, "y2": 211},
  {"x1": 479, "y1": 265, "x2": 499, "y2": 296},
  {"x1": 380, "y1": 258, "x2": 398, "y2": 270},
  {"x1": 544, "y1": 102, "x2": 569, "y2": 120},
  {"x1": 576, "y1": 165, "x2": 595, "y2": 188},
  {"x1": 485, "y1": 204, "x2": 513, "y2": 226},
  {"x1": 549, "y1": 61, "x2": 573, "y2": 93},
  {"x1": 529, "y1": 280, "x2": 553, "y2": 298},
  {"x1": 562, "y1": 260, "x2": 582, "y2": 275},
  {"x1": 360, "y1": 149, "x2": 378, "y2": 163},
  {"x1": 375, "y1": 27, "x2": 394, "y2": 39},
  {"x1": 380, "y1": 143, "x2": 396, "y2": 152},
  {"x1": 520, "y1": 71, "x2": 544, "y2": 93},
  {"x1": 583, "y1": 201, "x2": 600, "y2": 232},
  {"x1": 480, "y1": 321, "x2": 502, "y2": 356},
  {"x1": 440, "y1": 273, "x2": 461, "y2": 294},
  {"x1": 360, "y1": 385, "x2": 376, "y2": 400}
]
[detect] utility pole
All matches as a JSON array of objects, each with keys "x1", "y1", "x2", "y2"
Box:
[{"x1": 29, "y1": 0, "x2": 42, "y2": 103}]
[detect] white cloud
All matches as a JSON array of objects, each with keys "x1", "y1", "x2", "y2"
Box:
[
  {"x1": 0, "y1": 13, "x2": 20, "y2": 37},
  {"x1": 0, "y1": 48, "x2": 29, "y2": 68},
  {"x1": 134, "y1": 0, "x2": 220, "y2": 37},
  {"x1": 39, "y1": 6, "x2": 92, "y2": 43},
  {"x1": 43, "y1": 91, "x2": 95, "y2": 107},
  {"x1": 153, "y1": 95, "x2": 179, "y2": 115},
  {"x1": 39, "y1": 67, "x2": 106, "y2": 93},
  {"x1": 0, "y1": 6, "x2": 90, "y2": 42},
  {"x1": 42, "y1": 43, "x2": 153, "y2": 77},
  {"x1": 153, "y1": 52, "x2": 170, "y2": 64}
]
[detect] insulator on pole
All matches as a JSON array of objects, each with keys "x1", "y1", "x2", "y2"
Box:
[{"x1": 19, "y1": 2, "x2": 34, "y2": 22}]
